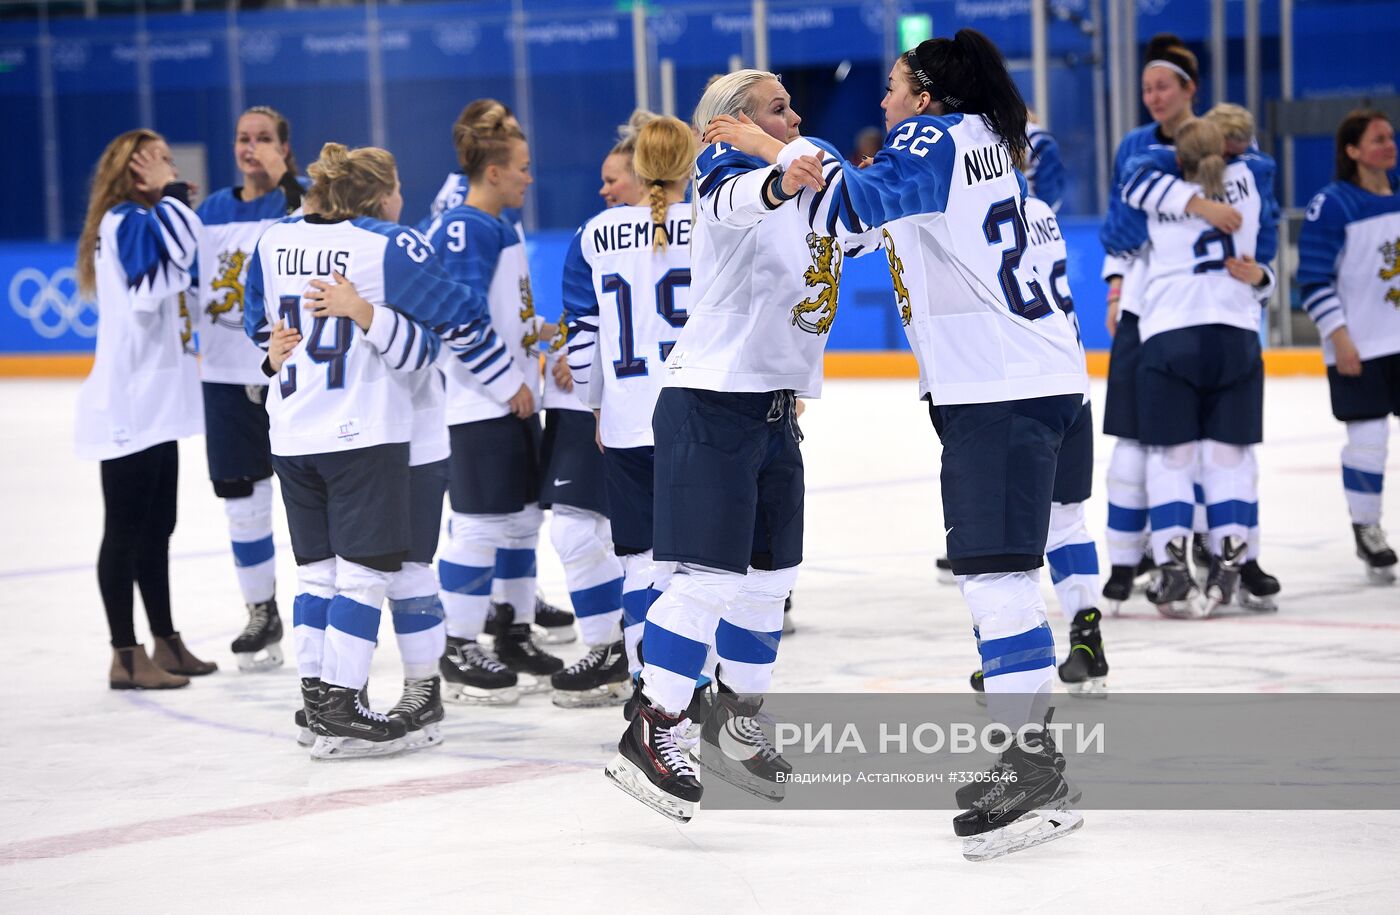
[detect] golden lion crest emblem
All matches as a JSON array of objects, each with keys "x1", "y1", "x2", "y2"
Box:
[
  {"x1": 518, "y1": 274, "x2": 540, "y2": 349},
  {"x1": 207, "y1": 249, "x2": 247, "y2": 328},
  {"x1": 882, "y1": 229, "x2": 912, "y2": 326},
  {"x1": 1379, "y1": 237, "x2": 1400, "y2": 307},
  {"x1": 792, "y1": 233, "x2": 842, "y2": 335},
  {"x1": 177, "y1": 291, "x2": 195, "y2": 354}
]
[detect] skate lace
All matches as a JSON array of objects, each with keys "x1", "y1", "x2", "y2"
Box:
[
  {"x1": 562, "y1": 643, "x2": 610, "y2": 675},
  {"x1": 463, "y1": 644, "x2": 510, "y2": 674},
  {"x1": 390, "y1": 678, "x2": 434, "y2": 715},
  {"x1": 734, "y1": 712, "x2": 781, "y2": 762},
  {"x1": 1359, "y1": 524, "x2": 1392, "y2": 554},
  {"x1": 972, "y1": 761, "x2": 1014, "y2": 809},
  {"x1": 657, "y1": 719, "x2": 699, "y2": 775},
  {"x1": 239, "y1": 603, "x2": 270, "y2": 637},
  {"x1": 355, "y1": 696, "x2": 393, "y2": 724}
]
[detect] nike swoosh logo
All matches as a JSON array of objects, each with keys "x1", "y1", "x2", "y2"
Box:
[
  {"x1": 554, "y1": 478, "x2": 571, "y2": 486},
  {"x1": 944, "y1": 527, "x2": 955, "y2": 538}
]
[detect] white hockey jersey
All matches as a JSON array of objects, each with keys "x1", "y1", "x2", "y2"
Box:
[
  {"x1": 661, "y1": 139, "x2": 846, "y2": 399},
  {"x1": 245, "y1": 215, "x2": 511, "y2": 456},
  {"x1": 780, "y1": 115, "x2": 1086, "y2": 405},
  {"x1": 562, "y1": 202, "x2": 693, "y2": 448},
  {"x1": 194, "y1": 182, "x2": 301, "y2": 384},
  {"x1": 427, "y1": 205, "x2": 541, "y2": 426},
  {"x1": 75, "y1": 195, "x2": 204, "y2": 461},
  {"x1": 1120, "y1": 150, "x2": 1278, "y2": 342}
]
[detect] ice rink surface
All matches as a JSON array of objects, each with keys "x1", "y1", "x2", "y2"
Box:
[{"x1": 2, "y1": 376, "x2": 1398, "y2": 912}]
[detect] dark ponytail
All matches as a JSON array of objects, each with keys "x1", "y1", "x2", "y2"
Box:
[{"x1": 906, "y1": 29, "x2": 1029, "y2": 168}]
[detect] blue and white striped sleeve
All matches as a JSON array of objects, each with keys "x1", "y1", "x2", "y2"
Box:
[
  {"x1": 362, "y1": 304, "x2": 442, "y2": 373},
  {"x1": 695, "y1": 144, "x2": 783, "y2": 229},
  {"x1": 559, "y1": 227, "x2": 600, "y2": 403},
  {"x1": 776, "y1": 119, "x2": 954, "y2": 240},
  {"x1": 1120, "y1": 151, "x2": 1197, "y2": 217},
  {"x1": 114, "y1": 195, "x2": 202, "y2": 311},
  {"x1": 1297, "y1": 189, "x2": 1349, "y2": 340}
]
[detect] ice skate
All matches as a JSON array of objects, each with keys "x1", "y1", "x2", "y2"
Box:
[
  {"x1": 605, "y1": 693, "x2": 703, "y2": 823},
  {"x1": 552, "y1": 640, "x2": 630, "y2": 708},
  {"x1": 1148, "y1": 538, "x2": 1207, "y2": 619},
  {"x1": 1354, "y1": 523, "x2": 1398, "y2": 585},
  {"x1": 310, "y1": 685, "x2": 407, "y2": 760},
  {"x1": 1057, "y1": 608, "x2": 1108, "y2": 697},
  {"x1": 492, "y1": 603, "x2": 564, "y2": 693},
  {"x1": 1202, "y1": 536, "x2": 1247, "y2": 616},
  {"x1": 294, "y1": 677, "x2": 323, "y2": 747},
  {"x1": 533, "y1": 593, "x2": 578, "y2": 645},
  {"x1": 1102, "y1": 554, "x2": 1154, "y2": 615},
  {"x1": 954, "y1": 716, "x2": 1084, "y2": 861},
  {"x1": 1191, "y1": 531, "x2": 1212, "y2": 582},
  {"x1": 388, "y1": 676, "x2": 445, "y2": 751},
  {"x1": 697, "y1": 685, "x2": 791, "y2": 802},
  {"x1": 151, "y1": 632, "x2": 218, "y2": 676},
  {"x1": 1237, "y1": 559, "x2": 1280, "y2": 612},
  {"x1": 954, "y1": 724, "x2": 1076, "y2": 810},
  {"x1": 439, "y1": 636, "x2": 520, "y2": 706},
  {"x1": 936, "y1": 555, "x2": 955, "y2": 585},
  {"x1": 231, "y1": 599, "x2": 284, "y2": 672}
]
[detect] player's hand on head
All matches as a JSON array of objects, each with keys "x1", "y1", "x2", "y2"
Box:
[
  {"x1": 704, "y1": 113, "x2": 785, "y2": 162},
  {"x1": 129, "y1": 146, "x2": 177, "y2": 194},
  {"x1": 305, "y1": 271, "x2": 373, "y2": 330}
]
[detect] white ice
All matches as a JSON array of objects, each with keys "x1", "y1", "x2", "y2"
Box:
[{"x1": 2, "y1": 377, "x2": 1397, "y2": 912}]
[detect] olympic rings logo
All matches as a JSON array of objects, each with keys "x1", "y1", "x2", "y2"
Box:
[{"x1": 8, "y1": 267, "x2": 100, "y2": 340}]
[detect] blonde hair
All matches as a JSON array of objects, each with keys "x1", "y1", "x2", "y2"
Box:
[
  {"x1": 453, "y1": 98, "x2": 525, "y2": 180},
  {"x1": 610, "y1": 109, "x2": 660, "y2": 160},
  {"x1": 1204, "y1": 103, "x2": 1255, "y2": 146},
  {"x1": 307, "y1": 142, "x2": 397, "y2": 221},
  {"x1": 692, "y1": 69, "x2": 781, "y2": 134},
  {"x1": 1175, "y1": 118, "x2": 1227, "y2": 200},
  {"x1": 633, "y1": 117, "x2": 697, "y2": 252},
  {"x1": 77, "y1": 128, "x2": 163, "y2": 298}
]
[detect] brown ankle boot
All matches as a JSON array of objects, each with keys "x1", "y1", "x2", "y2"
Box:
[
  {"x1": 152, "y1": 632, "x2": 219, "y2": 676},
  {"x1": 110, "y1": 645, "x2": 190, "y2": 690}
]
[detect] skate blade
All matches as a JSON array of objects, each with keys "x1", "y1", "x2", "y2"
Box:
[
  {"x1": 235, "y1": 644, "x2": 285, "y2": 673},
  {"x1": 551, "y1": 681, "x2": 631, "y2": 709},
  {"x1": 695, "y1": 752, "x2": 785, "y2": 803},
  {"x1": 400, "y1": 724, "x2": 444, "y2": 752},
  {"x1": 604, "y1": 754, "x2": 697, "y2": 823},
  {"x1": 515, "y1": 673, "x2": 552, "y2": 695},
  {"x1": 1365, "y1": 566, "x2": 1398, "y2": 586},
  {"x1": 442, "y1": 683, "x2": 521, "y2": 707},
  {"x1": 962, "y1": 808, "x2": 1084, "y2": 862},
  {"x1": 1063, "y1": 677, "x2": 1108, "y2": 698},
  {"x1": 1235, "y1": 592, "x2": 1279, "y2": 613},
  {"x1": 534, "y1": 624, "x2": 578, "y2": 645},
  {"x1": 309, "y1": 734, "x2": 405, "y2": 760}
]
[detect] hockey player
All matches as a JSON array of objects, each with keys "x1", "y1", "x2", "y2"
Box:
[
  {"x1": 1025, "y1": 114, "x2": 1065, "y2": 212},
  {"x1": 708, "y1": 29, "x2": 1088, "y2": 859},
  {"x1": 427, "y1": 104, "x2": 564, "y2": 697},
  {"x1": 603, "y1": 72, "x2": 830, "y2": 822},
  {"x1": 245, "y1": 142, "x2": 516, "y2": 758},
  {"x1": 554, "y1": 116, "x2": 695, "y2": 708},
  {"x1": 76, "y1": 129, "x2": 215, "y2": 688},
  {"x1": 1298, "y1": 109, "x2": 1400, "y2": 584},
  {"x1": 195, "y1": 106, "x2": 304, "y2": 672},
  {"x1": 1119, "y1": 118, "x2": 1279, "y2": 617}
]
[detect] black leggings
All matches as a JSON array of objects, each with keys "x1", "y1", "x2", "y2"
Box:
[{"x1": 98, "y1": 442, "x2": 179, "y2": 648}]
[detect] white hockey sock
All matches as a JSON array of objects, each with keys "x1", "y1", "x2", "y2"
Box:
[
  {"x1": 388, "y1": 562, "x2": 446, "y2": 681},
  {"x1": 1146, "y1": 441, "x2": 1198, "y2": 563},
  {"x1": 961, "y1": 571, "x2": 1053, "y2": 731},
  {"x1": 1202, "y1": 440, "x2": 1256, "y2": 553},
  {"x1": 438, "y1": 511, "x2": 505, "y2": 640},
  {"x1": 622, "y1": 550, "x2": 674, "y2": 674},
  {"x1": 715, "y1": 566, "x2": 797, "y2": 695},
  {"x1": 321, "y1": 559, "x2": 391, "y2": 690},
  {"x1": 1342, "y1": 418, "x2": 1388, "y2": 526},
  {"x1": 640, "y1": 563, "x2": 734, "y2": 715},
  {"x1": 496, "y1": 504, "x2": 543, "y2": 625},
  {"x1": 550, "y1": 505, "x2": 624, "y2": 646},
  {"x1": 1105, "y1": 438, "x2": 1149, "y2": 566},
  {"x1": 292, "y1": 558, "x2": 335, "y2": 679},
  {"x1": 225, "y1": 478, "x2": 276, "y2": 605},
  {"x1": 1045, "y1": 501, "x2": 1100, "y2": 623}
]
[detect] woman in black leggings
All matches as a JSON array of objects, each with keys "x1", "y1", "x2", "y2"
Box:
[{"x1": 74, "y1": 129, "x2": 217, "y2": 688}]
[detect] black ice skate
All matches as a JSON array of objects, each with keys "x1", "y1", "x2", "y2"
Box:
[
  {"x1": 231, "y1": 599, "x2": 284, "y2": 672},
  {"x1": 551, "y1": 640, "x2": 630, "y2": 708},
  {"x1": 1237, "y1": 559, "x2": 1281, "y2": 612},
  {"x1": 605, "y1": 693, "x2": 703, "y2": 823},
  {"x1": 439, "y1": 635, "x2": 520, "y2": 706},
  {"x1": 954, "y1": 726, "x2": 1075, "y2": 810},
  {"x1": 310, "y1": 685, "x2": 407, "y2": 760},
  {"x1": 1353, "y1": 523, "x2": 1398, "y2": 585},
  {"x1": 1148, "y1": 538, "x2": 1206, "y2": 619},
  {"x1": 697, "y1": 684, "x2": 792, "y2": 802},
  {"x1": 1202, "y1": 536, "x2": 1247, "y2": 616},
  {"x1": 936, "y1": 555, "x2": 956, "y2": 585},
  {"x1": 533, "y1": 593, "x2": 577, "y2": 645},
  {"x1": 388, "y1": 676, "x2": 445, "y2": 751},
  {"x1": 1057, "y1": 608, "x2": 1108, "y2": 697},
  {"x1": 624, "y1": 676, "x2": 714, "y2": 731},
  {"x1": 294, "y1": 676, "x2": 323, "y2": 747},
  {"x1": 492, "y1": 604, "x2": 564, "y2": 692},
  {"x1": 1191, "y1": 531, "x2": 1212, "y2": 580},
  {"x1": 954, "y1": 716, "x2": 1084, "y2": 861},
  {"x1": 1101, "y1": 553, "x2": 1154, "y2": 615}
]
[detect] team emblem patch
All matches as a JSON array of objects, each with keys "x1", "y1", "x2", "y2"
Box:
[
  {"x1": 792, "y1": 233, "x2": 842, "y2": 335},
  {"x1": 177, "y1": 290, "x2": 195, "y2": 354},
  {"x1": 1378, "y1": 237, "x2": 1400, "y2": 307},
  {"x1": 882, "y1": 229, "x2": 912, "y2": 326},
  {"x1": 519, "y1": 274, "x2": 540, "y2": 349},
  {"x1": 207, "y1": 249, "x2": 248, "y2": 328}
]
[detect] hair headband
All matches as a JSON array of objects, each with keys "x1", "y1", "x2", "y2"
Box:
[
  {"x1": 1145, "y1": 59, "x2": 1194, "y2": 84},
  {"x1": 904, "y1": 49, "x2": 964, "y2": 110}
]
